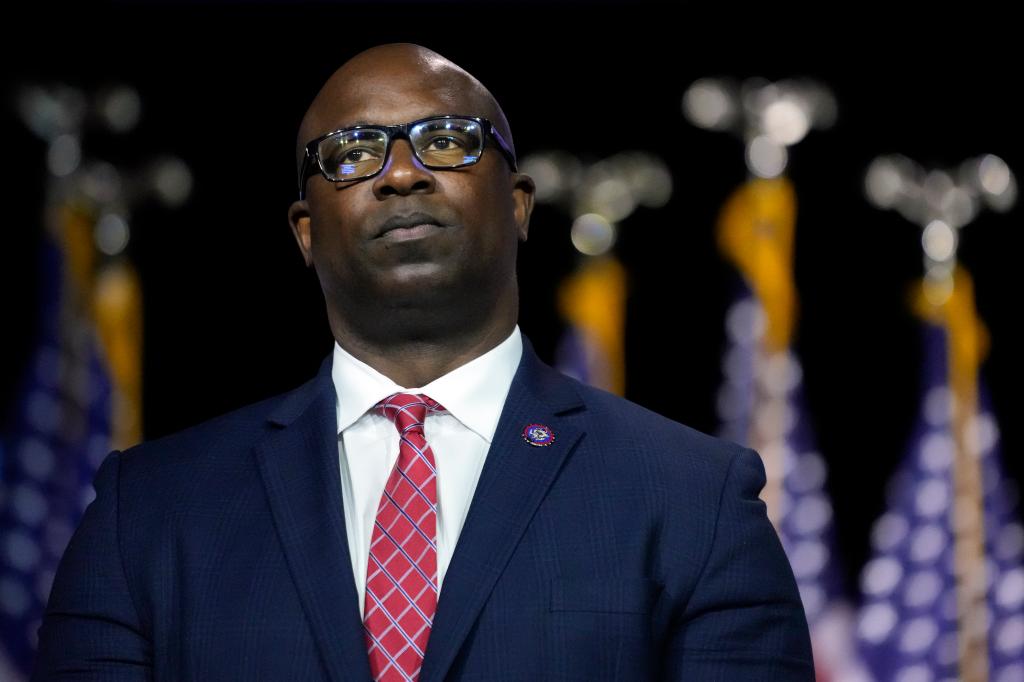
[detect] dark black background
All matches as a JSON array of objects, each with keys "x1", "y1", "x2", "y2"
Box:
[{"x1": 3, "y1": 2, "x2": 1021, "y2": 595}]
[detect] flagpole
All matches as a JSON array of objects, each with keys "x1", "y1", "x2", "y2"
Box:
[
  {"x1": 686, "y1": 78, "x2": 877, "y2": 681},
  {"x1": 867, "y1": 153, "x2": 1017, "y2": 682},
  {"x1": 946, "y1": 270, "x2": 988, "y2": 682},
  {"x1": 518, "y1": 149, "x2": 673, "y2": 394},
  {"x1": 684, "y1": 76, "x2": 836, "y2": 523}
]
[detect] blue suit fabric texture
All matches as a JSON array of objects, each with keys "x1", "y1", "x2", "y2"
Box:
[{"x1": 32, "y1": 334, "x2": 814, "y2": 680}]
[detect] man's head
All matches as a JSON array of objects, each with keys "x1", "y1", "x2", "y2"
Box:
[{"x1": 287, "y1": 43, "x2": 535, "y2": 348}]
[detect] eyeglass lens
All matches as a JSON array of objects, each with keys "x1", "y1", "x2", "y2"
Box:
[{"x1": 317, "y1": 118, "x2": 485, "y2": 180}]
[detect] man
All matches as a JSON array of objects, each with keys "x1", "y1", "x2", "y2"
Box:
[{"x1": 33, "y1": 43, "x2": 813, "y2": 680}]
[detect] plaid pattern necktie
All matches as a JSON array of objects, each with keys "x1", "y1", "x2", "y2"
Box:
[{"x1": 363, "y1": 392, "x2": 445, "y2": 681}]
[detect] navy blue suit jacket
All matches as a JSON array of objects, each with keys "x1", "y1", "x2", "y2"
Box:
[{"x1": 33, "y1": 334, "x2": 813, "y2": 680}]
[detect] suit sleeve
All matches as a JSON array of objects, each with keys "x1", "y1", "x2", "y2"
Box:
[
  {"x1": 663, "y1": 447, "x2": 814, "y2": 680},
  {"x1": 31, "y1": 449, "x2": 153, "y2": 680}
]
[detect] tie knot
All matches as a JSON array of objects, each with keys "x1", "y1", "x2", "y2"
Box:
[{"x1": 374, "y1": 392, "x2": 445, "y2": 433}]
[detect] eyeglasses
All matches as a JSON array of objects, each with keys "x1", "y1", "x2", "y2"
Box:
[{"x1": 297, "y1": 114, "x2": 518, "y2": 199}]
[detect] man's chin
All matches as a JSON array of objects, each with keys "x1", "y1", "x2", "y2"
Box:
[
  {"x1": 375, "y1": 265, "x2": 461, "y2": 304},
  {"x1": 385, "y1": 261, "x2": 448, "y2": 285}
]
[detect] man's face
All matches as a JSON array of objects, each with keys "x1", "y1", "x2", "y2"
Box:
[{"x1": 289, "y1": 62, "x2": 533, "y2": 328}]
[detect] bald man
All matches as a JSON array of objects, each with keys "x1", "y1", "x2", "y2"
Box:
[{"x1": 32, "y1": 44, "x2": 813, "y2": 680}]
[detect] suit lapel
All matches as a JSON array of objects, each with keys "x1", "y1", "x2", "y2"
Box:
[
  {"x1": 253, "y1": 354, "x2": 373, "y2": 682},
  {"x1": 419, "y1": 336, "x2": 586, "y2": 682}
]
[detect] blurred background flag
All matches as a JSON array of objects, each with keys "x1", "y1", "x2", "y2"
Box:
[
  {"x1": 694, "y1": 77, "x2": 868, "y2": 680},
  {"x1": 857, "y1": 153, "x2": 1021, "y2": 682},
  {"x1": 856, "y1": 266, "x2": 1023, "y2": 681},
  {"x1": 520, "y1": 149, "x2": 672, "y2": 394},
  {"x1": 0, "y1": 201, "x2": 124, "y2": 680},
  {"x1": 700, "y1": 75, "x2": 876, "y2": 679},
  {"x1": 714, "y1": 177, "x2": 867, "y2": 682},
  {"x1": 554, "y1": 254, "x2": 627, "y2": 395},
  {"x1": 0, "y1": 82, "x2": 185, "y2": 678}
]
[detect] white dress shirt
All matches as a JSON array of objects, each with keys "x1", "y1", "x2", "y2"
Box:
[{"x1": 331, "y1": 325, "x2": 523, "y2": 618}]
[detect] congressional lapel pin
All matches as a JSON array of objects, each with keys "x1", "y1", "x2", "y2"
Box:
[{"x1": 522, "y1": 423, "x2": 555, "y2": 447}]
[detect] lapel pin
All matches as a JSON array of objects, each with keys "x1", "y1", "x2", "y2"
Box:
[{"x1": 522, "y1": 423, "x2": 555, "y2": 447}]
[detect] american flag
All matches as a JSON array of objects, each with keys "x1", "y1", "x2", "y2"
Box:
[
  {"x1": 856, "y1": 321, "x2": 1024, "y2": 681},
  {"x1": 717, "y1": 279, "x2": 869, "y2": 681},
  {"x1": 714, "y1": 174, "x2": 867, "y2": 679},
  {"x1": 0, "y1": 232, "x2": 114, "y2": 679},
  {"x1": 553, "y1": 255, "x2": 627, "y2": 396}
]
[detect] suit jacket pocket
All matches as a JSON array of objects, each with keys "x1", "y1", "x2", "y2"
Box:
[{"x1": 549, "y1": 575, "x2": 660, "y2": 614}]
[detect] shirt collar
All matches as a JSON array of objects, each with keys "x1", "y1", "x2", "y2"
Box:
[{"x1": 331, "y1": 325, "x2": 523, "y2": 444}]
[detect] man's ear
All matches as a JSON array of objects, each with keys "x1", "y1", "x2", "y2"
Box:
[
  {"x1": 287, "y1": 200, "x2": 314, "y2": 268},
  {"x1": 511, "y1": 172, "x2": 535, "y2": 242}
]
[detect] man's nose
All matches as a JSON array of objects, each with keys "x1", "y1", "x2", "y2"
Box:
[{"x1": 372, "y1": 138, "x2": 436, "y2": 198}]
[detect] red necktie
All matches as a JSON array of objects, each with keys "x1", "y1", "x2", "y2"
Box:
[{"x1": 364, "y1": 392, "x2": 445, "y2": 681}]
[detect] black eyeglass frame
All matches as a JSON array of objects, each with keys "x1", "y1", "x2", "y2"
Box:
[{"x1": 297, "y1": 114, "x2": 518, "y2": 199}]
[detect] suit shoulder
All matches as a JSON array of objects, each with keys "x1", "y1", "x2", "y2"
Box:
[
  {"x1": 574, "y1": 380, "x2": 745, "y2": 453},
  {"x1": 118, "y1": 369, "x2": 324, "y2": 472},
  {"x1": 124, "y1": 392, "x2": 276, "y2": 455},
  {"x1": 566, "y1": 377, "x2": 750, "y2": 480}
]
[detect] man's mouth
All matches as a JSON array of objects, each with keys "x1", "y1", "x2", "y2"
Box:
[{"x1": 374, "y1": 212, "x2": 445, "y2": 240}]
